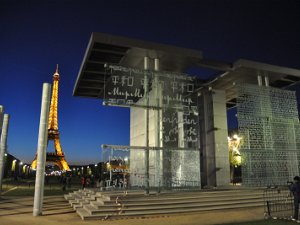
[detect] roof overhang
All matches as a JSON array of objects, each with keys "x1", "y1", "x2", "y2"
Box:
[
  {"x1": 208, "y1": 59, "x2": 300, "y2": 108},
  {"x1": 73, "y1": 32, "x2": 300, "y2": 109},
  {"x1": 73, "y1": 32, "x2": 203, "y2": 98}
]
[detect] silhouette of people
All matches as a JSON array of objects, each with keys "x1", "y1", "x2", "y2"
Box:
[
  {"x1": 90, "y1": 175, "x2": 95, "y2": 188},
  {"x1": 86, "y1": 176, "x2": 91, "y2": 187},
  {"x1": 81, "y1": 176, "x2": 87, "y2": 189},
  {"x1": 289, "y1": 176, "x2": 300, "y2": 221},
  {"x1": 61, "y1": 176, "x2": 67, "y2": 191},
  {"x1": 66, "y1": 176, "x2": 71, "y2": 189}
]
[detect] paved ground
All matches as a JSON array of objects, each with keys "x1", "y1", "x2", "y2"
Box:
[{"x1": 0, "y1": 195, "x2": 264, "y2": 225}]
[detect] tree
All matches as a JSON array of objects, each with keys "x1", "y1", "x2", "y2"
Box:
[{"x1": 228, "y1": 134, "x2": 243, "y2": 183}]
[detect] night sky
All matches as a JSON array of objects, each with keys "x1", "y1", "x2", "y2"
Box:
[{"x1": 0, "y1": 0, "x2": 299, "y2": 164}]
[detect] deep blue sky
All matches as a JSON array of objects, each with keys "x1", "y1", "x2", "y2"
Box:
[{"x1": 0, "y1": 0, "x2": 299, "y2": 164}]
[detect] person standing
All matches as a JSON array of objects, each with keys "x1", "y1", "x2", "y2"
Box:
[
  {"x1": 81, "y1": 176, "x2": 86, "y2": 189},
  {"x1": 61, "y1": 176, "x2": 67, "y2": 191},
  {"x1": 66, "y1": 175, "x2": 71, "y2": 189},
  {"x1": 289, "y1": 176, "x2": 300, "y2": 221}
]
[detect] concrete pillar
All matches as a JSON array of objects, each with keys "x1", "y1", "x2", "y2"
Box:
[
  {"x1": 265, "y1": 76, "x2": 269, "y2": 87},
  {"x1": 144, "y1": 57, "x2": 150, "y2": 194},
  {"x1": 199, "y1": 88, "x2": 230, "y2": 187},
  {"x1": 154, "y1": 58, "x2": 159, "y2": 71},
  {"x1": 33, "y1": 83, "x2": 51, "y2": 216},
  {"x1": 212, "y1": 90, "x2": 230, "y2": 186},
  {"x1": 0, "y1": 106, "x2": 4, "y2": 166},
  {"x1": 0, "y1": 114, "x2": 9, "y2": 192},
  {"x1": 0, "y1": 106, "x2": 3, "y2": 135},
  {"x1": 257, "y1": 75, "x2": 262, "y2": 86},
  {"x1": 144, "y1": 56, "x2": 150, "y2": 70}
]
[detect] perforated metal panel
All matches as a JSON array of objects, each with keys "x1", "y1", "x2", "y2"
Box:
[
  {"x1": 237, "y1": 84, "x2": 300, "y2": 186},
  {"x1": 103, "y1": 65, "x2": 201, "y2": 189}
]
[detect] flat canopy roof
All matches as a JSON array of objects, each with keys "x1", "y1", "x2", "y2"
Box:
[
  {"x1": 73, "y1": 32, "x2": 203, "y2": 99},
  {"x1": 211, "y1": 59, "x2": 300, "y2": 108},
  {"x1": 73, "y1": 32, "x2": 300, "y2": 108}
]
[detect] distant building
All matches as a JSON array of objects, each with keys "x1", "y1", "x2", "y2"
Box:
[{"x1": 3, "y1": 153, "x2": 29, "y2": 179}]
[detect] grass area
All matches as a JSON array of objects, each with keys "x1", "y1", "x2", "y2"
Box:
[
  {"x1": 220, "y1": 219, "x2": 295, "y2": 225},
  {"x1": 2, "y1": 187, "x2": 73, "y2": 196},
  {"x1": 1, "y1": 184, "x2": 80, "y2": 196},
  {"x1": 1, "y1": 176, "x2": 82, "y2": 196}
]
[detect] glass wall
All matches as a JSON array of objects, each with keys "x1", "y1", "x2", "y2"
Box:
[{"x1": 103, "y1": 65, "x2": 201, "y2": 189}]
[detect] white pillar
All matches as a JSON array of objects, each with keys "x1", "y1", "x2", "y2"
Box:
[
  {"x1": 257, "y1": 75, "x2": 262, "y2": 86},
  {"x1": 265, "y1": 76, "x2": 269, "y2": 87},
  {"x1": 144, "y1": 56, "x2": 150, "y2": 70},
  {"x1": 33, "y1": 83, "x2": 51, "y2": 216},
  {"x1": 0, "y1": 114, "x2": 9, "y2": 192},
  {"x1": 0, "y1": 106, "x2": 3, "y2": 135},
  {"x1": 144, "y1": 56, "x2": 150, "y2": 194},
  {"x1": 154, "y1": 58, "x2": 161, "y2": 191},
  {"x1": 154, "y1": 58, "x2": 159, "y2": 71},
  {"x1": 0, "y1": 106, "x2": 4, "y2": 155}
]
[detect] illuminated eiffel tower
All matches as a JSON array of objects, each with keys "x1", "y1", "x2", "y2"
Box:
[{"x1": 31, "y1": 65, "x2": 70, "y2": 171}]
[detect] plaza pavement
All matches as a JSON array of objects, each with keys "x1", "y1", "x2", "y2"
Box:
[{"x1": 0, "y1": 195, "x2": 264, "y2": 225}]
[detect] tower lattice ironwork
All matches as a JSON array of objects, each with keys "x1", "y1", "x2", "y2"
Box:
[{"x1": 31, "y1": 65, "x2": 70, "y2": 171}]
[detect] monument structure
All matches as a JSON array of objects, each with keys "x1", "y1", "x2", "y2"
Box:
[
  {"x1": 31, "y1": 66, "x2": 70, "y2": 171},
  {"x1": 73, "y1": 32, "x2": 300, "y2": 187}
]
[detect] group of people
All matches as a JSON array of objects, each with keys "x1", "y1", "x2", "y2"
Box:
[
  {"x1": 81, "y1": 175, "x2": 95, "y2": 189},
  {"x1": 60, "y1": 175, "x2": 72, "y2": 191}
]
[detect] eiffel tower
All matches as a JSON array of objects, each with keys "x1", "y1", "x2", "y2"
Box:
[{"x1": 31, "y1": 65, "x2": 70, "y2": 171}]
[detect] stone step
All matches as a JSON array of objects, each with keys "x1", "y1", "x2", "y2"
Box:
[
  {"x1": 64, "y1": 193, "x2": 73, "y2": 200},
  {"x1": 96, "y1": 192, "x2": 264, "y2": 205},
  {"x1": 98, "y1": 190, "x2": 264, "y2": 202},
  {"x1": 76, "y1": 201, "x2": 263, "y2": 220},
  {"x1": 66, "y1": 192, "x2": 86, "y2": 202},
  {"x1": 91, "y1": 194, "x2": 263, "y2": 208},
  {"x1": 69, "y1": 188, "x2": 269, "y2": 220},
  {"x1": 65, "y1": 190, "x2": 103, "y2": 208},
  {"x1": 73, "y1": 202, "x2": 91, "y2": 210},
  {"x1": 84, "y1": 198, "x2": 263, "y2": 214},
  {"x1": 67, "y1": 191, "x2": 100, "y2": 202}
]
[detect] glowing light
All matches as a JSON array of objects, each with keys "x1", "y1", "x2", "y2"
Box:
[
  {"x1": 11, "y1": 160, "x2": 17, "y2": 171},
  {"x1": 228, "y1": 133, "x2": 243, "y2": 167}
]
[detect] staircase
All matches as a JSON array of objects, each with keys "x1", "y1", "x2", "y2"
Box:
[{"x1": 64, "y1": 187, "x2": 265, "y2": 220}]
